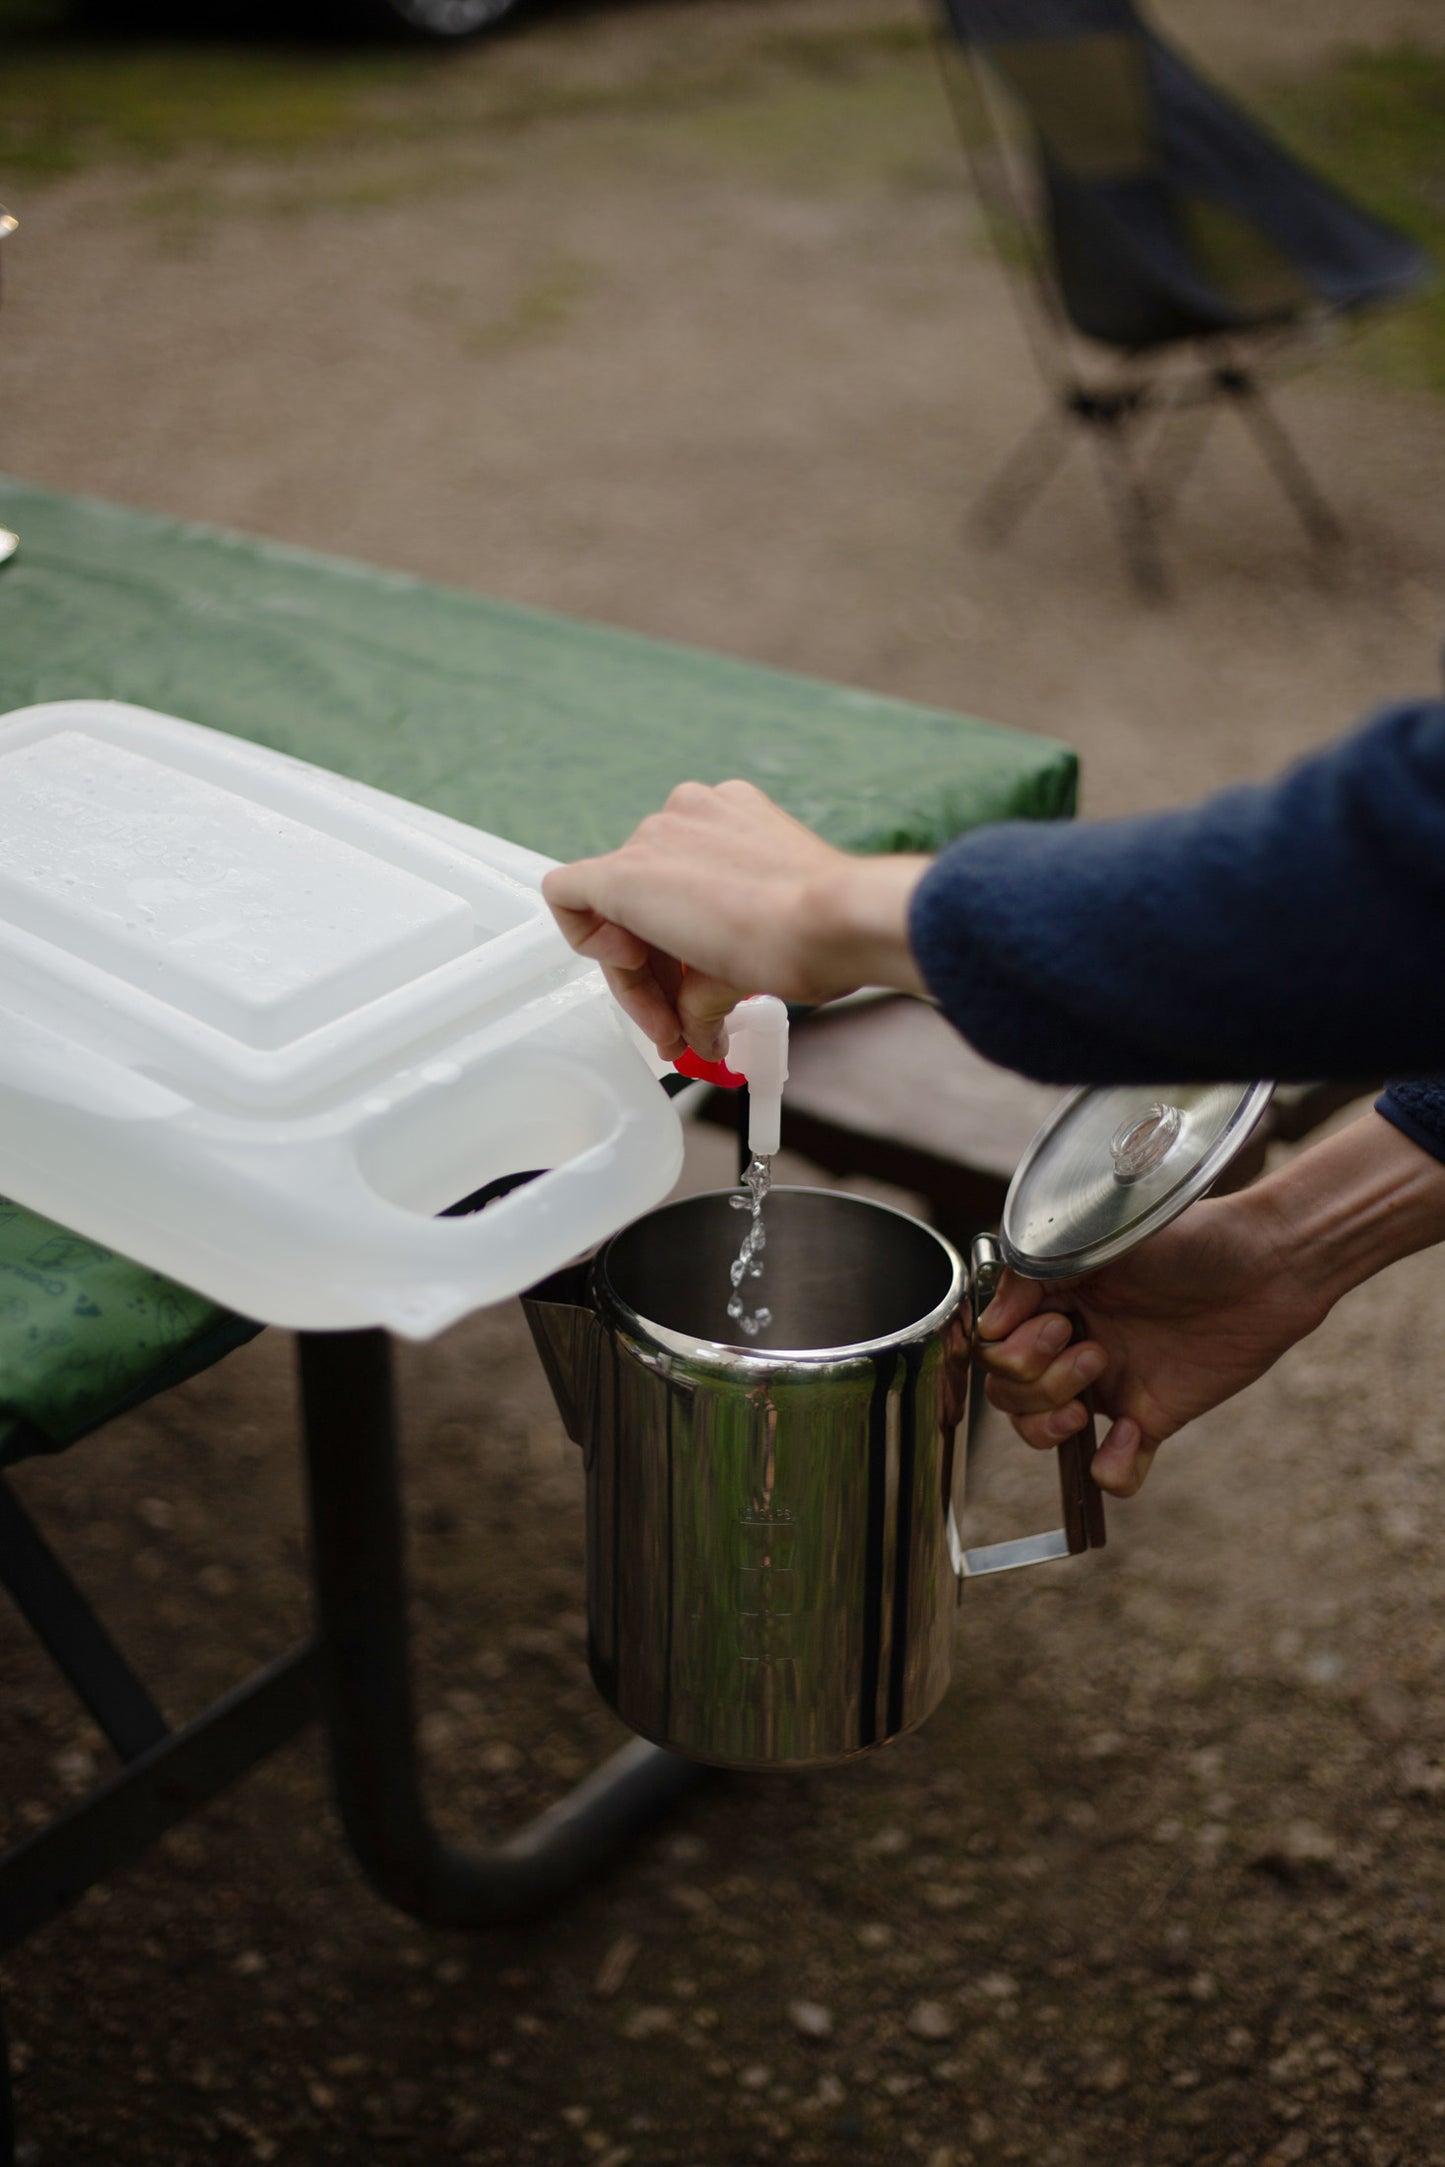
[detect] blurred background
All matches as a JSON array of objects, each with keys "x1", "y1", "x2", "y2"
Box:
[{"x1": 2, "y1": 2, "x2": 1445, "y2": 2163}]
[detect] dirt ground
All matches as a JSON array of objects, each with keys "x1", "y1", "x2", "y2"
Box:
[{"x1": 4, "y1": 2, "x2": 1445, "y2": 2162}]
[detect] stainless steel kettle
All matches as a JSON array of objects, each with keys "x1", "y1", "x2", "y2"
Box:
[{"x1": 523, "y1": 1081, "x2": 1272, "y2": 1772}]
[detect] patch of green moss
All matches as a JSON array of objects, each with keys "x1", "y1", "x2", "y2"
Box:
[
  {"x1": 495, "y1": 253, "x2": 590, "y2": 346},
  {"x1": 0, "y1": 2, "x2": 957, "y2": 192},
  {"x1": 410, "y1": 254, "x2": 591, "y2": 352},
  {"x1": 0, "y1": 34, "x2": 412, "y2": 175},
  {"x1": 652, "y1": 42, "x2": 961, "y2": 197}
]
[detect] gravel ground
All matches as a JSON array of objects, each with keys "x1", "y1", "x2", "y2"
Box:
[{"x1": 3, "y1": 3, "x2": 1445, "y2": 2162}]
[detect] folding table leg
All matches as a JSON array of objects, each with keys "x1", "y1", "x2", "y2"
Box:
[
  {"x1": 0, "y1": 1478, "x2": 168, "y2": 1763},
  {"x1": 297, "y1": 1331, "x2": 701, "y2": 1929}
]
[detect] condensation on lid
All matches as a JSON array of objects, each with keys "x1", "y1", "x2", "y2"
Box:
[
  {"x1": 0, "y1": 698, "x2": 686, "y2": 1337},
  {"x1": 0, "y1": 731, "x2": 529, "y2": 1049}
]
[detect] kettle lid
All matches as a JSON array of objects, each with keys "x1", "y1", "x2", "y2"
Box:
[{"x1": 1001, "y1": 1080, "x2": 1273, "y2": 1281}]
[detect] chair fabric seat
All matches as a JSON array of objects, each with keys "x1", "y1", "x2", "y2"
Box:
[
  {"x1": 941, "y1": 0, "x2": 1434, "y2": 355},
  {"x1": 0, "y1": 481, "x2": 1077, "y2": 1461},
  {"x1": 1043, "y1": 35, "x2": 1433, "y2": 351}
]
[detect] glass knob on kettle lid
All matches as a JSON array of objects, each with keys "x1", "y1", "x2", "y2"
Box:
[
  {"x1": 1000, "y1": 1080, "x2": 1274, "y2": 1281},
  {"x1": 1109, "y1": 1100, "x2": 1181, "y2": 1183}
]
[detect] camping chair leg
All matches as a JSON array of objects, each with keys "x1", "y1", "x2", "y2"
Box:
[
  {"x1": 297, "y1": 1330, "x2": 701, "y2": 1931},
  {"x1": 1144, "y1": 396, "x2": 1217, "y2": 523},
  {"x1": 971, "y1": 405, "x2": 1074, "y2": 543},
  {"x1": 1086, "y1": 412, "x2": 1167, "y2": 598},
  {"x1": 1220, "y1": 369, "x2": 1343, "y2": 553}
]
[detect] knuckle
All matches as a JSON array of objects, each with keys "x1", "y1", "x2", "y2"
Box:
[{"x1": 1040, "y1": 1356, "x2": 1077, "y2": 1398}]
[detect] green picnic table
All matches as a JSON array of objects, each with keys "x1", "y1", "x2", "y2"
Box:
[
  {"x1": 0, "y1": 476, "x2": 1075, "y2": 2164},
  {"x1": 0, "y1": 477, "x2": 1074, "y2": 1464}
]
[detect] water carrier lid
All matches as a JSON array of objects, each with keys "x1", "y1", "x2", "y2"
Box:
[{"x1": 0, "y1": 700, "x2": 684, "y2": 1337}]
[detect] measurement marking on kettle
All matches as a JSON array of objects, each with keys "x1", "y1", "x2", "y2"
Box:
[{"x1": 736, "y1": 1502, "x2": 796, "y2": 1659}]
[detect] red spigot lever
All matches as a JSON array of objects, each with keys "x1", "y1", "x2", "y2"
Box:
[{"x1": 673, "y1": 1048, "x2": 746, "y2": 1089}]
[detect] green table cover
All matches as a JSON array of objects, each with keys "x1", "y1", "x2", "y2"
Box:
[{"x1": 0, "y1": 478, "x2": 1076, "y2": 1463}]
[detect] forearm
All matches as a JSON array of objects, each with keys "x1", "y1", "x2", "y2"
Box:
[
  {"x1": 542, "y1": 780, "x2": 935, "y2": 1058},
  {"x1": 908, "y1": 700, "x2": 1445, "y2": 1085},
  {"x1": 806, "y1": 854, "x2": 931, "y2": 1000},
  {"x1": 1240, "y1": 1109, "x2": 1445, "y2": 1319}
]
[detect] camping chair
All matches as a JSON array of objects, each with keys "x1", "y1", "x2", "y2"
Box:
[{"x1": 932, "y1": 0, "x2": 1435, "y2": 592}]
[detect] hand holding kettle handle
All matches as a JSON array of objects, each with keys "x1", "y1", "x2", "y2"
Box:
[{"x1": 960, "y1": 1234, "x2": 1106, "y2": 1579}]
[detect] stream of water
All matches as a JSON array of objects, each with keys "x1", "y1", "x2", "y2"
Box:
[{"x1": 727, "y1": 1151, "x2": 773, "y2": 1338}]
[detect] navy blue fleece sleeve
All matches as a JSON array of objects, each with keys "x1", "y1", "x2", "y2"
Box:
[
  {"x1": 1377, "y1": 1081, "x2": 1445, "y2": 1163},
  {"x1": 908, "y1": 698, "x2": 1445, "y2": 1158}
]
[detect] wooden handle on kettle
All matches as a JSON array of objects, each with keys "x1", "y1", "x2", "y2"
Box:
[
  {"x1": 970, "y1": 1234, "x2": 1105, "y2": 1558},
  {"x1": 1058, "y1": 1314, "x2": 1107, "y2": 1554}
]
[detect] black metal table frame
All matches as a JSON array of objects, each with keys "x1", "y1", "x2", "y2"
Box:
[
  {"x1": 0, "y1": 1324, "x2": 704, "y2": 1950},
  {"x1": 0, "y1": 1143, "x2": 719, "y2": 2167},
  {"x1": 0, "y1": 1325, "x2": 704, "y2": 2165},
  {"x1": 0, "y1": 1328, "x2": 706, "y2": 2151}
]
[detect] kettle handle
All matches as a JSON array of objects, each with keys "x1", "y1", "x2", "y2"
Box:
[
  {"x1": 960, "y1": 1234, "x2": 1106, "y2": 1579},
  {"x1": 1059, "y1": 1317, "x2": 1107, "y2": 1553}
]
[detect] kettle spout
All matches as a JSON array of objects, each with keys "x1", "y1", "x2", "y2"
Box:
[{"x1": 521, "y1": 1259, "x2": 600, "y2": 1448}]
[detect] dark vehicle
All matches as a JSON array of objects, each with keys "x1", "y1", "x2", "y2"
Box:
[
  {"x1": 349, "y1": 0, "x2": 523, "y2": 33},
  {"x1": 76, "y1": 0, "x2": 526, "y2": 37}
]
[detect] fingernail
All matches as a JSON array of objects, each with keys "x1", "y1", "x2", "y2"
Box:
[
  {"x1": 1038, "y1": 1316, "x2": 1071, "y2": 1356},
  {"x1": 1074, "y1": 1347, "x2": 1105, "y2": 1385},
  {"x1": 1049, "y1": 1405, "x2": 1083, "y2": 1438}
]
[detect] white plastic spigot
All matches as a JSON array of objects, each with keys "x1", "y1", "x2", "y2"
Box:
[{"x1": 724, "y1": 995, "x2": 790, "y2": 1157}]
